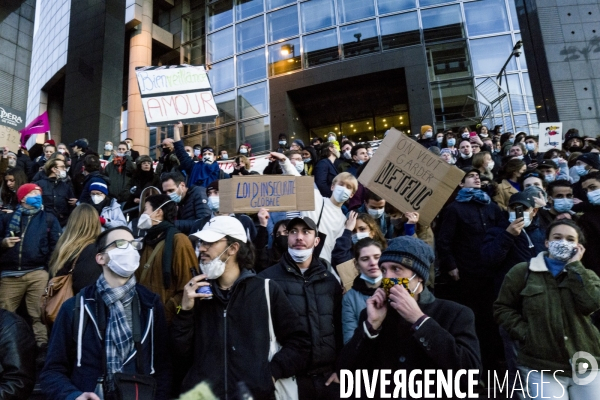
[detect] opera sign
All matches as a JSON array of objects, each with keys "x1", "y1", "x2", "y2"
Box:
[
  {"x1": 135, "y1": 65, "x2": 218, "y2": 126},
  {"x1": 0, "y1": 105, "x2": 25, "y2": 131}
]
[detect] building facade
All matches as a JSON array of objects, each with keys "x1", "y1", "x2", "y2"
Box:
[{"x1": 23, "y1": 0, "x2": 575, "y2": 157}]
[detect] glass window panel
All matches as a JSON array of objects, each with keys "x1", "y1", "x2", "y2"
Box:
[
  {"x1": 340, "y1": 20, "x2": 379, "y2": 59},
  {"x1": 240, "y1": 117, "x2": 271, "y2": 153},
  {"x1": 420, "y1": 0, "x2": 454, "y2": 6},
  {"x1": 267, "y1": 0, "x2": 294, "y2": 10},
  {"x1": 183, "y1": 9, "x2": 205, "y2": 43},
  {"x1": 421, "y1": 5, "x2": 463, "y2": 43},
  {"x1": 301, "y1": 0, "x2": 336, "y2": 33},
  {"x1": 238, "y1": 81, "x2": 269, "y2": 119},
  {"x1": 509, "y1": 0, "x2": 520, "y2": 30},
  {"x1": 207, "y1": 27, "x2": 233, "y2": 63},
  {"x1": 268, "y1": 38, "x2": 301, "y2": 76},
  {"x1": 237, "y1": 16, "x2": 265, "y2": 52},
  {"x1": 209, "y1": 58, "x2": 235, "y2": 93},
  {"x1": 182, "y1": 39, "x2": 205, "y2": 65},
  {"x1": 237, "y1": 48, "x2": 267, "y2": 85},
  {"x1": 522, "y1": 72, "x2": 535, "y2": 111},
  {"x1": 338, "y1": 0, "x2": 375, "y2": 24},
  {"x1": 379, "y1": 12, "x2": 420, "y2": 50},
  {"x1": 207, "y1": 125, "x2": 237, "y2": 154},
  {"x1": 464, "y1": 0, "x2": 509, "y2": 36},
  {"x1": 267, "y1": 5, "x2": 298, "y2": 42},
  {"x1": 470, "y1": 35, "x2": 517, "y2": 75},
  {"x1": 236, "y1": 0, "x2": 264, "y2": 21},
  {"x1": 303, "y1": 28, "x2": 339, "y2": 67},
  {"x1": 431, "y1": 79, "x2": 475, "y2": 123},
  {"x1": 208, "y1": 0, "x2": 233, "y2": 32},
  {"x1": 377, "y1": 0, "x2": 416, "y2": 14},
  {"x1": 427, "y1": 41, "x2": 470, "y2": 81},
  {"x1": 514, "y1": 114, "x2": 530, "y2": 134},
  {"x1": 214, "y1": 90, "x2": 236, "y2": 126}
]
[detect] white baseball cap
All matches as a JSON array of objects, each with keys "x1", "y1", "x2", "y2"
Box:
[{"x1": 189, "y1": 216, "x2": 247, "y2": 244}]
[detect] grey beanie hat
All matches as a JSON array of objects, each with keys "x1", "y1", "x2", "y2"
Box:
[{"x1": 378, "y1": 236, "x2": 434, "y2": 282}]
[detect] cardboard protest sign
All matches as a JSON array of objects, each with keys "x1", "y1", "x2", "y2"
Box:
[
  {"x1": 358, "y1": 127, "x2": 464, "y2": 226},
  {"x1": 0, "y1": 125, "x2": 21, "y2": 152},
  {"x1": 135, "y1": 65, "x2": 218, "y2": 126},
  {"x1": 538, "y1": 122, "x2": 563, "y2": 152},
  {"x1": 219, "y1": 175, "x2": 315, "y2": 214}
]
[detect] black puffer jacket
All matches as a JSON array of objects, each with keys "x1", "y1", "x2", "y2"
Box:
[
  {"x1": 171, "y1": 270, "x2": 310, "y2": 400},
  {"x1": 0, "y1": 309, "x2": 36, "y2": 400},
  {"x1": 175, "y1": 185, "x2": 210, "y2": 234},
  {"x1": 259, "y1": 252, "x2": 343, "y2": 375},
  {"x1": 35, "y1": 175, "x2": 75, "y2": 226}
]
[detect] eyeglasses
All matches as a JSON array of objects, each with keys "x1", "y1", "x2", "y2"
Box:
[
  {"x1": 100, "y1": 239, "x2": 143, "y2": 253},
  {"x1": 198, "y1": 238, "x2": 226, "y2": 249}
]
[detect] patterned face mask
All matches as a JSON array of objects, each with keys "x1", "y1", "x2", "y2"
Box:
[
  {"x1": 548, "y1": 240, "x2": 577, "y2": 262},
  {"x1": 382, "y1": 274, "x2": 419, "y2": 298}
]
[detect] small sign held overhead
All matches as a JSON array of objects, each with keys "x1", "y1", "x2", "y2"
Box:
[
  {"x1": 135, "y1": 65, "x2": 218, "y2": 126},
  {"x1": 538, "y1": 122, "x2": 563, "y2": 152}
]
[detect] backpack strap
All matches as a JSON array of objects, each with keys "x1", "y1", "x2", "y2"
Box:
[{"x1": 140, "y1": 241, "x2": 165, "y2": 282}]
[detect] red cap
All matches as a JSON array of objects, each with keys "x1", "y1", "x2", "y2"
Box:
[
  {"x1": 17, "y1": 184, "x2": 42, "y2": 203},
  {"x1": 44, "y1": 139, "x2": 56, "y2": 146}
]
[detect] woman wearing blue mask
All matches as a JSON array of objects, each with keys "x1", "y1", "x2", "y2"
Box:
[
  {"x1": 341, "y1": 238, "x2": 384, "y2": 344},
  {"x1": 441, "y1": 132, "x2": 459, "y2": 158},
  {"x1": 331, "y1": 212, "x2": 387, "y2": 269},
  {"x1": 495, "y1": 220, "x2": 600, "y2": 399}
]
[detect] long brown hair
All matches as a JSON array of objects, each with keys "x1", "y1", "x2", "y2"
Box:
[
  {"x1": 48, "y1": 204, "x2": 102, "y2": 276},
  {"x1": 356, "y1": 213, "x2": 387, "y2": 248}
]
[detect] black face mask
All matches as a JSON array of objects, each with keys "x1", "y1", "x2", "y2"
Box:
[
  {"x1": 569, "y1": 146, "x2": 583, "y2": 153},
  {"x1": 162, "y1": 147, "x2": 171, "y2": 155},
  {"x1": 274, "y1": 235, "x2": 288, "y2": 252}
]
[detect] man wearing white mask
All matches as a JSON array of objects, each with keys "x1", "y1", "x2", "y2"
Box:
[
  {"x1": 40, "y1": 226, "x2": 171, "y2": 400},
  {"x1": 455, "y1": 139, "x2": 474, "y2": 169},
  {"x1": 259, "y1": 217, "x2": 343, "y2": 399},
  {"x1": 101, "y1": 141, "x2": 113, "y2": 161},
  {"x1": 272, "y1": 152, "x2": 357, "y2": 266},
  {"x1": 175, "y1": 216, "x2": 309, "y2": 399},
  {"x1": 85, "y1": 182, "x2": 127, "y2": 231}
]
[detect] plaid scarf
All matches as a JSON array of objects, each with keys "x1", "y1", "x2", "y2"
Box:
[
  {"x1": 113, "y1": 156, "x2": 126, "y2": 174},
  {"x1": 8, "y1": 205, "x2": 40, "y2": 234},
  {"x1": 96, "y1": 274, "x2": 137, "y2": 386}
]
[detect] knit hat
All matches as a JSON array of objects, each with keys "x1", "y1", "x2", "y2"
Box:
[
  {"x1": 379, "y1": 236, "x2": 434, "y2": 282},
  {"x1": 44, "y1": 139, "x2": 56, "y2": 147},
  {"x1": 576, "y1": 153, "x2": 600, "y2": 171},
  {"x1": 421, "y1": 125, "x2": 433, "y2": 135},
  {"x1": 90, "y1": 182, "x2": 109, "y2": 195},
  {"x1": 292, "y1": 139, "x2": 305, "y2": 149},
  {"x1": 17, "y1": 184, "x2": 42, "y2": 203},
  {"x1": 440, "y1": 148, "x2": 453, "y2": 157},
  {"x1": 137, "y1": 155, "x2": 153, "y2": 165}
]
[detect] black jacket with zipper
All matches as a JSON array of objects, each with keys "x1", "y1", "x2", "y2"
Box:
[
  {"x1": 171, "y1": 270, "x2": 310, "y2": 400},
  {"x1": 259, "y1": 253, "x2": 344, "y2": 375}
]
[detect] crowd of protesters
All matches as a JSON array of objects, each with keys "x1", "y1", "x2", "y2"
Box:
[{"x1": 0, "y1": 122, "x2": 599, "y2": 400}]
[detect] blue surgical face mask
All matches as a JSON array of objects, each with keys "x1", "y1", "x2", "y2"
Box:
[
  {"x1": 357, "y1": 159, "x2": 365, "y2": 165},
  {"x1": 221, "y1": 154, "x2": 229, "y2": 160},
  {"x1": 279, "y1": 140, "x2": 286, "y2": 146},
  {"x1": 553, "y1": 198, "x2": 573, "y2": 213},
  {"x1": 169, "y1": 188, "x2": 182, "y2": 203},
  {"x1": 360, "y1": 273, "x2": 382, "y2": 285},
  {"x1": 544, "y1": 173, "x2": 556, "y2": 183},
  {"x1": 575, "y1": 165, "x2": 589, "y2": 176},
  {"x1": 25, "y1": 195, "x2": 43, "y2": 209},
  {"x1": 588, "y1": 189, "x2": 600, "y2": 205},
  {"x1": 447, "y1": 138, "x2": 456, "y2": 147},
  {"x1": 526, "y1": 143, "x2": 536, "y2": 152},
  {"x1": 509, "y1": 211, "x2": 532, "y2": 228},
  {"x1": 207, "y1": 196, "x2": 219, "y2": 212},
  {"x1": 508, "y1": 138, "x2": 515, "y2": 144},
  {"x1": 304, "y1": 158, "x2": 311, "y2": 163}
]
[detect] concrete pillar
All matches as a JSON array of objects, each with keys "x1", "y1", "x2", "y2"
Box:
[{"x1": 127, "y1": 0, "x2": 153, "y2": 155}]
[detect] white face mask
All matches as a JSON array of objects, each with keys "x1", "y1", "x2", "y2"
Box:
[
  {"x1": 332, "y1": 185, "x2": 352, "y2": 203},
  {"x1": 104, "y1": 144, "x2": 113, "y2": 151},
  {"x1": 436, "y1": 137, "x2": 444, "y2": 144},
  {"x1": 295, "y1": 161, "x2": 304, "y2": 173},
  {"x1": 203, "y1": 154, "x2": 214, "y2": 163},
  {"x1": 352, "y1": 231, "x2": 370, "y2": 244},
  {"x1": 343, "y1": 150, "x2": 352, "y2": 160},
  {"x1": 92, "y1": 195, "x2": 105, "y2": 205},
  {"x1": 58, "y1": 170, "x2": 67, "y2": 179},
  {"x1": 423, "y1": 131, "x2": 433, "y2": 139},
  {"x1": 487, "y1": 161, "x2": 495, "y2": 171},
  {"x1": 288, "y1": 247, "x2": 313, "y2": 263},
  {"x1": 138, "y1": 199, "x2": 172, "y2": 230},
  {"x1": 367, "y1": 207, "x2": 384, "y2": 218},
  {"x1": 208, "y1": 196, "x2": 220, "y2": 212},
  {"x1": 460, "y1": 151, "x2": 472, "y2": 159},
  {"x1": 200, "y1": 245, "x2": 231, "y2": 279},
  {"x1": 106, "y1": 246, "x2": 141, "y2": 278}
]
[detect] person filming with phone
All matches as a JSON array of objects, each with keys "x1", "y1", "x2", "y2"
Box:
[
  {"x1": 338, "y1": 236, "x2": 481, "y2": 397},
  {"x1": 495, "y1": 219, "x2": 600, "y2": 398}
]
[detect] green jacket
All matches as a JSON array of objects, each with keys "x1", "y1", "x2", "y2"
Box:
[{"x1": 494, "y1": 251, "x2": 600, "y2": 376}]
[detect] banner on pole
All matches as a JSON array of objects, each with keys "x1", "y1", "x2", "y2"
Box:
[{"x1": 135, "y1": 65, "x2": 218, "y2": 127}]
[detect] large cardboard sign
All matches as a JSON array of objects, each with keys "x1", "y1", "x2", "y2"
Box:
[
  {"x1": 219, "y1": 175, "x2": 315, "y2": 214},
  {"x1": 538, "y1": 122, "x2": 563, "y2": 152},
  {"x1": 358, "y1": 127, "x2": 465, "y2": 226},
  {"x1": 0, "y1": 125, "x2": 21, "y2": 152},
  {"x1": 135, "y1": 65, "x2": 218, "y2": 127}
]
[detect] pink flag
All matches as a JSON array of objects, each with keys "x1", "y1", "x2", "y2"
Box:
[{"x1": 20, "y1": 111, "x2": 50, "y2": 146}]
